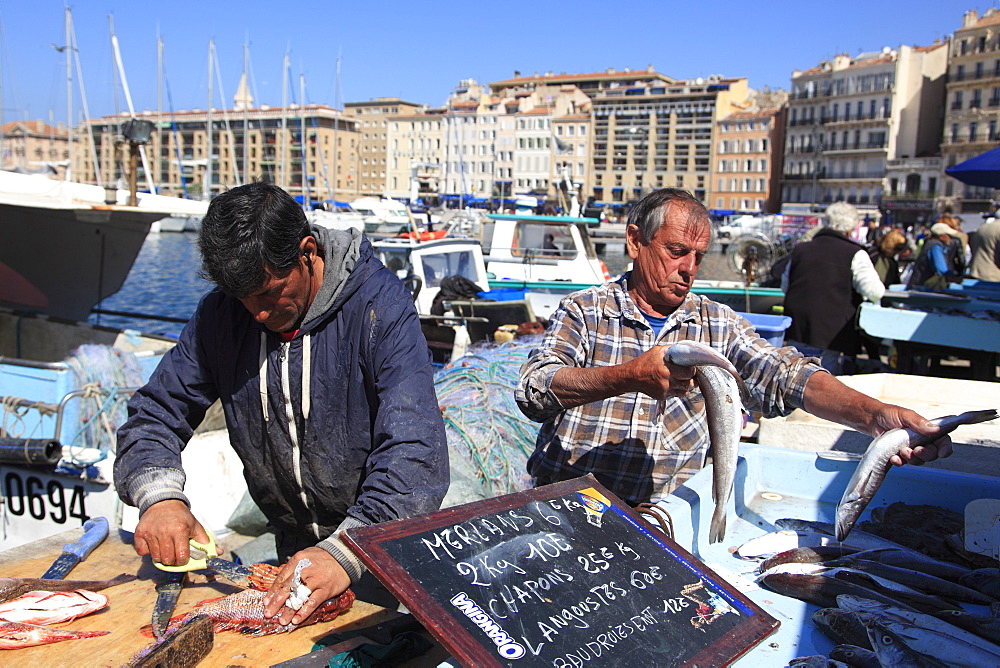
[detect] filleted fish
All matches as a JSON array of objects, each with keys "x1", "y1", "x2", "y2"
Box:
[
  {"x1": 0, "y1": 590, "x2": 107, "y2": 625},
  {"x1": 0, "y1": 620, "x2": 109, "y2": 650},
  {"x1": 834, "y1": 409, "x2": 998, "y2": 541}
]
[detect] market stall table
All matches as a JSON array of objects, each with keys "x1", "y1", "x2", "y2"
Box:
[{"x1": 0, "y1": 530, "x2": 442, "y2": 667}]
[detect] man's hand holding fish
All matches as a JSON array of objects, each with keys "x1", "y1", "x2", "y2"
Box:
[{"x1": 262, "y1": 547, "x2": 350, "y2": 626}]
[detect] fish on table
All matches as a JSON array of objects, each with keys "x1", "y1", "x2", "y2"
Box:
[
  {"x1": 834, "y1": 408, "x2": 999, "y2": 542},
  {"x1": 0, "y1": 620, "x2": 109, "y2": 650},
  {"x1": 829, "y1": 644, "x2": 880, "y2": 668},
  {"x1": 863, "y1": 617, "x2": 949, "y2": 668},
  {"x1": 0, "y1": 590, "x2": 108, "y2": 625},
  {"x1": 811, "y1": 608, "x2": 873, "y2": 651},
  {"x1": 147, "y1": 562, "x2": 355, "y2": 638}
]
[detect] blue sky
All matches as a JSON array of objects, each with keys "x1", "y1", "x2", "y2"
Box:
[{"x1": 0, "y1": 1, "x2": 990, "y2": 125}]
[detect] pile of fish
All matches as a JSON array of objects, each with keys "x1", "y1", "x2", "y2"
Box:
[
  {"x1": 739, "y1": 505, "x2": 1000, "y2": 666},
  {"x1": 0, "y1": 573, "x2": 136, "y2": 649}
]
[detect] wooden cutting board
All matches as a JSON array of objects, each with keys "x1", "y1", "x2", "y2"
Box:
[{"x1": 0, "y1": 528, "x2": 414, "y2": 667}]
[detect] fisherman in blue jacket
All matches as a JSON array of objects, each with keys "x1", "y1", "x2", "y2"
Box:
[{"x1": 114, "y1": 181, "x2": 449, "y2": 626}]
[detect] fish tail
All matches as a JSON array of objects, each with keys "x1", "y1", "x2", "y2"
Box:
[{"x1": 709, "y1": 511, "x2": 727, "y2": 544}]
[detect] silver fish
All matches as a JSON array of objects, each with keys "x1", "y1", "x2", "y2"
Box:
[
  {"x1": 663, "y1": 340, "x2": 750, "y2": 400},
  {"x1": 836, "y1": 595, "x2": 1000, "y2": 658},
  {"x1": 864, "y1": 618, "x2": 948, "y2": 667},
  {"x1": 775, "y1": 519, "x2": 926, "y2": 555},
  {"x1": 828, "y1": 559, "x2": 993, "y2": 605},
  {"x1": 812, "y1": 608, "x2": 873, "y2": 650},
  {"x1": 695, "y1": 365, "x2": 742, "y2": 544},
  {"x1": 737, "y1": 530, "x2": 879, "y2": 561},
  {"x1": 829, "y1": 548, "x2": 971, "y2": 583},
  {"x1": 829, "y1": 644, "x2": 880, "y2": 668},
  {"x1": 835, "y1": 409, "x2": 999, "y2": 541},
  {"x1": 867, "y1": 618, "x2": 1000, "y2": 666}
]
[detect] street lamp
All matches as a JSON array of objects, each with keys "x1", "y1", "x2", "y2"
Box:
[{"x1": 121, "y1": 118, "x2": 154, "y2": 206}]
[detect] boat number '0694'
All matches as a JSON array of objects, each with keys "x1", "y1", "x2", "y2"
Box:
[{"x1": 2, "y1": 471, "x2": 90, "y2": 524}]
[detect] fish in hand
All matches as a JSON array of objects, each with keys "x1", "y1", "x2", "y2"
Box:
[
  {"x1": 0, "y1": 573, "x2": 135, "y2": 604},
  {"x1": 835, "y1": 408, "x2": 998, "y2": 542},
  {"x1": 0, "y1": 620, "x2": 109, "y2": 649},
  {"x1": 664, "y1": 341, "x2": 746, "y2": 543},
  {"x1": 0, "y1": 590, "x2": 107, "y2": 625}
]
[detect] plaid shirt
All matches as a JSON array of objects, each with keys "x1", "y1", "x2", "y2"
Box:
[{"x1": 516, "y1": 274, "x2": 823, "y2": 505}]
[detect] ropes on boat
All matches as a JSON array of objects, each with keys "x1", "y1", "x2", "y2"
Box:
[{"x1": 434, "y1": 336, "x2": 542, "y2": 507}]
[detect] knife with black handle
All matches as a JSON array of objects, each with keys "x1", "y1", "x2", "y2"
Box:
[{"x1": 40, "y1": 516, "x2": 110, "y2": 579}]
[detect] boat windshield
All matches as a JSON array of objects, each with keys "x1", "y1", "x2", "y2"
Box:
[
  {"x1": 513, "y1": 222, "x2": 577, "y2": 258},
  {"x1": 418, "y1": 250, "x2": 480, "y2": 289}
]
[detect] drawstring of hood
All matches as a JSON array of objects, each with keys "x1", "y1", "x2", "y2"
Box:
[{"x1": 259, "y1": 330, "x2": 321, "y2": 539}]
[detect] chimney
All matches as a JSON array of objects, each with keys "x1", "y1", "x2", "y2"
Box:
[{"x1": 963, "y1": 10, "x2": 979, "y2": 28}]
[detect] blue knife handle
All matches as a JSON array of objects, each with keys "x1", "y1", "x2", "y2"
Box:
[{"x1": 63, "y1": 517, "x2": 109, "y2": 561}]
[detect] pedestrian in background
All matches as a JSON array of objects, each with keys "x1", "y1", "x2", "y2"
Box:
[
  {"x1": 969, "y1": 209, "x2": 1000, "y2": 281},
  {"x1": 782, "y1": 201, "x2": 885, "y2": 374},
  {"x1": 908, "y1": 222, "x2": 961, "y2": 290}
]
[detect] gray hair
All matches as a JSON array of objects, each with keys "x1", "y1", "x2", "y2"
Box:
[
  {"x1": 824, "y1": 201, "x2": 859, "y2": 236},
  {"x1": 626, "y1": 188, "x2": 710, "y2": 243}
]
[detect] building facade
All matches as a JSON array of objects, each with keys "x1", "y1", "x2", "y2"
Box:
[
  {"x1": 941, "y1": 8, "x2": 1000, "y2": 213},
  {"x1": 711, "y1": 105, "x2": 787, "y2": 213},
  {"x1": 782, "y1": 43, "x2": 947, "y2": 221},
  {"x1": 1, "y1": 120, "x2": 72, "y2": 179},
  {"x1": 385, "y1": 110, "x2": 446, "y2": 201},
  {"x1": 345, "y1": 98, "x2": 422, "y2": 198},
  {"x1": 75, "y1": 100, "x2": 360, "y2": 202}
]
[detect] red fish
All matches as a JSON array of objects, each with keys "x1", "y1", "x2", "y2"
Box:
[
  {"x1": 0, "y1": 620, "x2": 109, "y2": 649},
  {"x1": 0, "y1": 590, "x2": 108, "y2": 626},
  {"x1": 148, "y1": 587, "x2": 355, "y2": 638}
]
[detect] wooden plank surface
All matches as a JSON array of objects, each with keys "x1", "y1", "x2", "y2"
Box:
[{"x1": 0, "y1": 528, "x2": 407, "y2": 667}]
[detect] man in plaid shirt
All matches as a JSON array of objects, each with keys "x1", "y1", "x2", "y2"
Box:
[{"x1": 516, "y1": 189, "x2": 952, "y2": 505}]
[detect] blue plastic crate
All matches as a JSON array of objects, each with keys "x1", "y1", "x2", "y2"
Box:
[
  {"x1": 477, "y1": 287, "x2": 527, "y2": 301},
  {"x1": 736, "y1": 311, "x2": 791, "y2": 346}
]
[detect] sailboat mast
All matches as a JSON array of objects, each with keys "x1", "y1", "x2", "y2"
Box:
[
  {"x1": 157, "y1": 35, "x2": 163, "y2": 190},
  {"x1": 109, "y1": 18, "x2": 156, "y2": 194},
  {"x1": 333, "y1": 50, "x2": 340, "y2": 202},
  {"x1": 205, "y1": 40, "x2": 214, "y2": 200},
  {"x1": 300, "y1": 73, "x2": 309, "y2": 206},
  {"x1": 242, "y1": 37, "x2": 249, "y2": 184},
  {"x1": 280, "y1": 52, "x2": 289, "y2": 189},
  {"x1": 65, "y1": 7, "x2": 73, "y2": 181}
]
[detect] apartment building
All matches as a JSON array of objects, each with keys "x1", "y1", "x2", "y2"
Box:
[
  {"x1": 75, "y1": 97, "x2": 360, "y2": 202},
  {"x1": 783, "y1": 43, "x2": 947, "y2": 220},
  {"x1": 385, "y1": 109, "x2": 446, "y2": 201},
  {"x1": 590, "y1": 76, "x2": 749, "y2": 208},
  {"x1": 1, "y1": 120, "x2": 72, "y2": 179},
  {"x1": 344, "y1": 98, "x2": 422, "y2": 197},
  {"x1": 712, "y1": 104, "x2": 787, "y2": 213},
  {"x1": 942, "y1": 8, "x2": 1000, "y2": 213}
]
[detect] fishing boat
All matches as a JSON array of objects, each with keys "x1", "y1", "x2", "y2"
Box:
[
  {"x1": 0, "y1": 171, "x2": 243, "y2": 552},
  {"x1": 0, "y1": 170, "x2": 207, "y2": 323}
]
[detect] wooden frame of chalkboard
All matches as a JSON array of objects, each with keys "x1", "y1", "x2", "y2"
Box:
[{"x1": 344, "y1": 475, "x2": 778, "y2": 667}]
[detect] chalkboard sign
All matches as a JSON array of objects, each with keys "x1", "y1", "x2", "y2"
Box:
[{"x1": 344, "y1": 476, "x2": 778, "y2": 667}]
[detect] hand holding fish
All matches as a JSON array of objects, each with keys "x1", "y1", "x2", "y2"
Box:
[
  {"x1": 868, "y1": 405, "x2": 954, "y2": 466},
  {"x1": 133, "y1": 499, "x2": 220, "y2": 567},
  {"x1": 262, "y1": 547, "x2": 350, "y2": 626}
]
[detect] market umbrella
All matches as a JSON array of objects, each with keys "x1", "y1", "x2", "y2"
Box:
[{"x1": 945, "y1": 146, "x2": 1000, "y2": 188}]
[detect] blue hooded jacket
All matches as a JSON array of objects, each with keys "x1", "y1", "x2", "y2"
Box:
[{"x1": 114, "y1": 227, "x2": 449, "y2": 582}]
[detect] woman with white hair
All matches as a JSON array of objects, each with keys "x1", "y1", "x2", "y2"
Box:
[{"x1": 781, "y1": 201, "x2": 885, "y2": 374}]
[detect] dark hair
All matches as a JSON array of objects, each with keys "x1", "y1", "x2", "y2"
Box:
[
  {"x1": 626, "y1": 188, "x2": 709, "y2": 243},
  {"x1": 198, "y1": 181, "x2": 311, "y2": 297}
]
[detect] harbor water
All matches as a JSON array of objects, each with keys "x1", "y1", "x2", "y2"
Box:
[{"x1": 88, "y1": 232, "x2": 738, "y2": 337}]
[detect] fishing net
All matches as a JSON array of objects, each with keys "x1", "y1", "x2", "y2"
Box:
[
  {"x1": 435, "y1": 336, "x2": 543, "y2": 508},
  {"x1": 64, "y1": 344, "x2": 146, "y2": 458}
]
